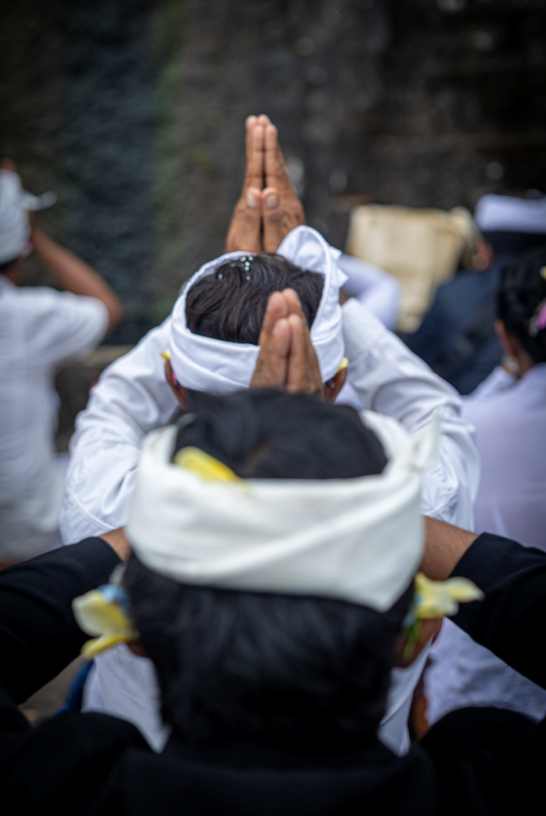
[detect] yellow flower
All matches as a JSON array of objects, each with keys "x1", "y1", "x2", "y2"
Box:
[
  {"x1": 72, "y1": 586, "x2": 139, "y2": 659},
  {"x1": 174, "y1": 446, "x2": 244, "y2": 484},
  {"x1": 413, "y1": 572, "x2": 484, "y2": 619}
]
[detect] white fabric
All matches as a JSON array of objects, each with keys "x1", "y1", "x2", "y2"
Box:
[
  {"x1": 127, "y1": 412, "x2": 436, "y2": 610},
  {"x1": 381, "y1": 642, "x2": 431, "y2": 756},
  {"x1": 426, "y1": 363, "x2": 546, "y2": 725},
  {"x1": 475, "y1": 193, "x2": 546, "y2": 235},
  {"x1": 0, "y1": 275, "x2": 108, "y2": 559},
  {"x1": 69, "y1": 266, "x2": 478, "y2": 754},
  {"x1": 0, "y1": 169, "x2": 56, "y2": 264},
  {"x1": 337, "y1": 253, "x2": 401, "y2": 331},
  {"x1": 83, "y1": 647, "x2": 170, "y2": 752},
  {"x1": 170, "y1": 226, "x2": 346, "y2": 394}
]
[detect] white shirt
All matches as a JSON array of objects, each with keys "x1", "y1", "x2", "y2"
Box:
[
  {"x1": 0, "y1": 276, "x2": 108, "y2": 560},
  {"x1": 426, "y1": 364, "x2": 546, "y2": 725},
  {"x1": 337, "y1": 253, "x2": 401, "y2": 331},
  {"x1": 464, "y1": 364, "x2": 546, "y2": 547},
  {"x1": 62, "y1": 295, "x2": 478, "y2": 752}
]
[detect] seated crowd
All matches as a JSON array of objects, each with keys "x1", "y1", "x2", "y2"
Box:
[{"x1": 0, "y1": 115, "x2": 545, "y2": 815}]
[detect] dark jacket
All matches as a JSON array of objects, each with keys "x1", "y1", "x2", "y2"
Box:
[{"x1": 1, "y1": 536, "x2": 545, "y2": 815}]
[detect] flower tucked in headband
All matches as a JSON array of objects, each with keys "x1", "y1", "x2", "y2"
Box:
[{"x1": 72, "y1": 566, "x2": 138, "y2": 659}]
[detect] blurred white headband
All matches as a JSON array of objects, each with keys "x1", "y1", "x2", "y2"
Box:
[
  {"x1": 169, "y1": 226, "x2": 347, "y2": 395},
  {"x1": 0, "y1": 169, "x2": 56, "y2": 265},
  {"x1": 127, "y1": 410, "x2": 440, "y2": 611}
]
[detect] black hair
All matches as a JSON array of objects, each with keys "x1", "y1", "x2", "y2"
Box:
[
  {"x1": 185, "y1": 254, "x2": 324, "y2": 345},
  {"x1": 497, "y1": 244, "x2": 546, "y2": 364},
  {"x1": 124, "y1": 390, "x2": 412, "y2": 749}
]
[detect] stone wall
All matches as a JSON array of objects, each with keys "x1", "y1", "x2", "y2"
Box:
[{"x1": 155, "y1": 0, "x2": 546, "y2": 310}]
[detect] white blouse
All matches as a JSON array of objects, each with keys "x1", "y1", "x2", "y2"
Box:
[{"x1": 426, "y1": 364, "x2": 546, "y2": 726}]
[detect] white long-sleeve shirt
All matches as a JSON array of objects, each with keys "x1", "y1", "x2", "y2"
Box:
[
  {"x1": 62, "y1": 295, "x2": 478, "y2": 754},
  {"x1": 337, "y1": 253, "x2": 401, "y2": 331},
  {"x1": 61, "y1": 300, "x2": 477, "y2": 542}
]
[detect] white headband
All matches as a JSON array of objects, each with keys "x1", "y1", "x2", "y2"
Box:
[
  {"x1": 169, "y1": 226, "x2": 347, "y2": 395},
  {"x1": 126, "y1": 410, "x2": 440, "y2": 611},
  {"x1": 0, "y1": 169, "x2": 57, "y2": 265}
]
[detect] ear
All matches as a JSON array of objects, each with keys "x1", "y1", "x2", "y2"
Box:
[
  {"x1": 165, "y1": 360, "x2": 189, "y2": 407},
  {"x1": 323, "y1": 367, "x2": 347, "y2": 403}
]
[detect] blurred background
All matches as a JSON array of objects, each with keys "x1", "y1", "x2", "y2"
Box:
[{"x1": 1, "y1": 0, "x2": 545, "y2": 440}]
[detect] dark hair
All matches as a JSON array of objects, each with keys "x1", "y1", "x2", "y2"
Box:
[
  {"x1": 125, "y1": 390, "x2": 411, "y2": 748},
  {"x1": 185, "y1": 254, "x2": 324, "y2": 345},
  {"x1": 172, "y1": 389, "x2": 387, "y2": 480},
  {"x1": 497, "y1": 244, "x2": 546, "y2": 364}
]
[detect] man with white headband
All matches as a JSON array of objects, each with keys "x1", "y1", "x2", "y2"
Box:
[
  {"x1": 60, "y1": 117, "x2": 478, "y2": 752},
  {"x1": 0, "y1": 386, "x2": 544, "y2": 814},
  {"x1": 0, "y1": 160, "x2": 122, "y2": 565}
]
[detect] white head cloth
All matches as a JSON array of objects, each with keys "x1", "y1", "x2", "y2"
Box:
[
  {"x1": 169, "y1": 226, "x2": 347, "y2": 394},
  {"x1": 127, "y1": 410, "x2": 440, "y2": 611},
  {"x1": 475, "y1": 192, "x2": 546, "y2": 235},
  {"x1": 0, "y1": 169, "x2": 57, "y2": 264}
]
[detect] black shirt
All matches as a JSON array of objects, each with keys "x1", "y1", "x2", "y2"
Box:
[{"x1": 0, "y1": 535, "x2": 545, "y2": 815}]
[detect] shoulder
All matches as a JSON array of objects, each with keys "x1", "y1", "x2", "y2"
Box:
[
  {"x1": 422, "y1": 707, "x2": 543, "y2": 814},
  {"x1": 1, "y1": 711, "x2": 150, "y2": 811}
]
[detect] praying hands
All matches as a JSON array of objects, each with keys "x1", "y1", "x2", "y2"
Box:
[
  {"x1": 250, "y1": 287, "x2": 334, "y2": 399},
  {"x1": 226, "y1": 114, "x2": 305, "y2": 254}
]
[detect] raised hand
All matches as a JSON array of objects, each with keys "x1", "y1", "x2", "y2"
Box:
[
  {"x1": 250, "y1": 288, "x2": 323, "y2": 397},
  {"x1": 262, "y1": 123, "x2": 306, "y2": 253},
  {"x1": 226, "y1": 116, "x2": 306, "y2": 254},
  {"x1": 225, "y1": 115, "x2": 270, "y2": 253}
]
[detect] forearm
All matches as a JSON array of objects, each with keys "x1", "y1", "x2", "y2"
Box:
[
  {"x1": 32, "y1": 229, "x2": 122, "y2": 331},
  {"x1": 449, "y1": 534, "x2": 546, "y2": 690},
  {"x1": 421, "y1": 516, "x2": 478, "y2": 580},
  {"x1": 60, "y1": 321, "x2": 177, "y2": 542},
  {"x1": 338, "y1": 254, "x2": 400, "y2": 330},
  {"x1": 0, "y1": 539, "x2": 121, "y2": 703},
  {"x1": 342, "y1": 298, "x2": 462, "y2": 429}
]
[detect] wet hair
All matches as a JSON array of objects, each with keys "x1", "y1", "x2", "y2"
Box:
[
  {"x1": 497, "y1": 244, "x2": 546, "y2": 364},
  {"x1": 124, "y1": 390, "x2": 412, "y2": 749},
  {"x1": 185, "y1": 254, "x2": 324, "y2": 345}
]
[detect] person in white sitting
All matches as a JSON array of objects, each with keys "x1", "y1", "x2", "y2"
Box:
[
  {"x1": 0, "y1": 160, "x2": 122, "y2": 566},
  {"x1": 60, "y1": 117, "x2": 479, "y2": 754}
]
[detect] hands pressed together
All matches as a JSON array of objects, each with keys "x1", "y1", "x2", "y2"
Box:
[
  {"x1": 250, "y1": 288, "x2": 324, "y2": 397},
  {"x1": 226, "y1": 114, "x2": 305, "y2": 255}
]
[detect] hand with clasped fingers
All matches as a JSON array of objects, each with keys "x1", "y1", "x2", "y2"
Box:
[
  {"x1": 225, "y1": 115, "x2": 306, "y2": 255},
  {"x1": 250, "y1": 288, "x2": 345, "y2": 402}
]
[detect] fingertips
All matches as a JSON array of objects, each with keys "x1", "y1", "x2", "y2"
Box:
[
  {"x1": 283, "y1": 288, "x2": 304, "y2": 316},
  {"x1": 265, "y1": 123, "x2": 278, "y2": 146},
  {"x1": 252, "y1": 123, "x2": 265, "y2": 150},
  {"x1": 265, "y1": 290, "x2": 288, "y2": 323}
]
